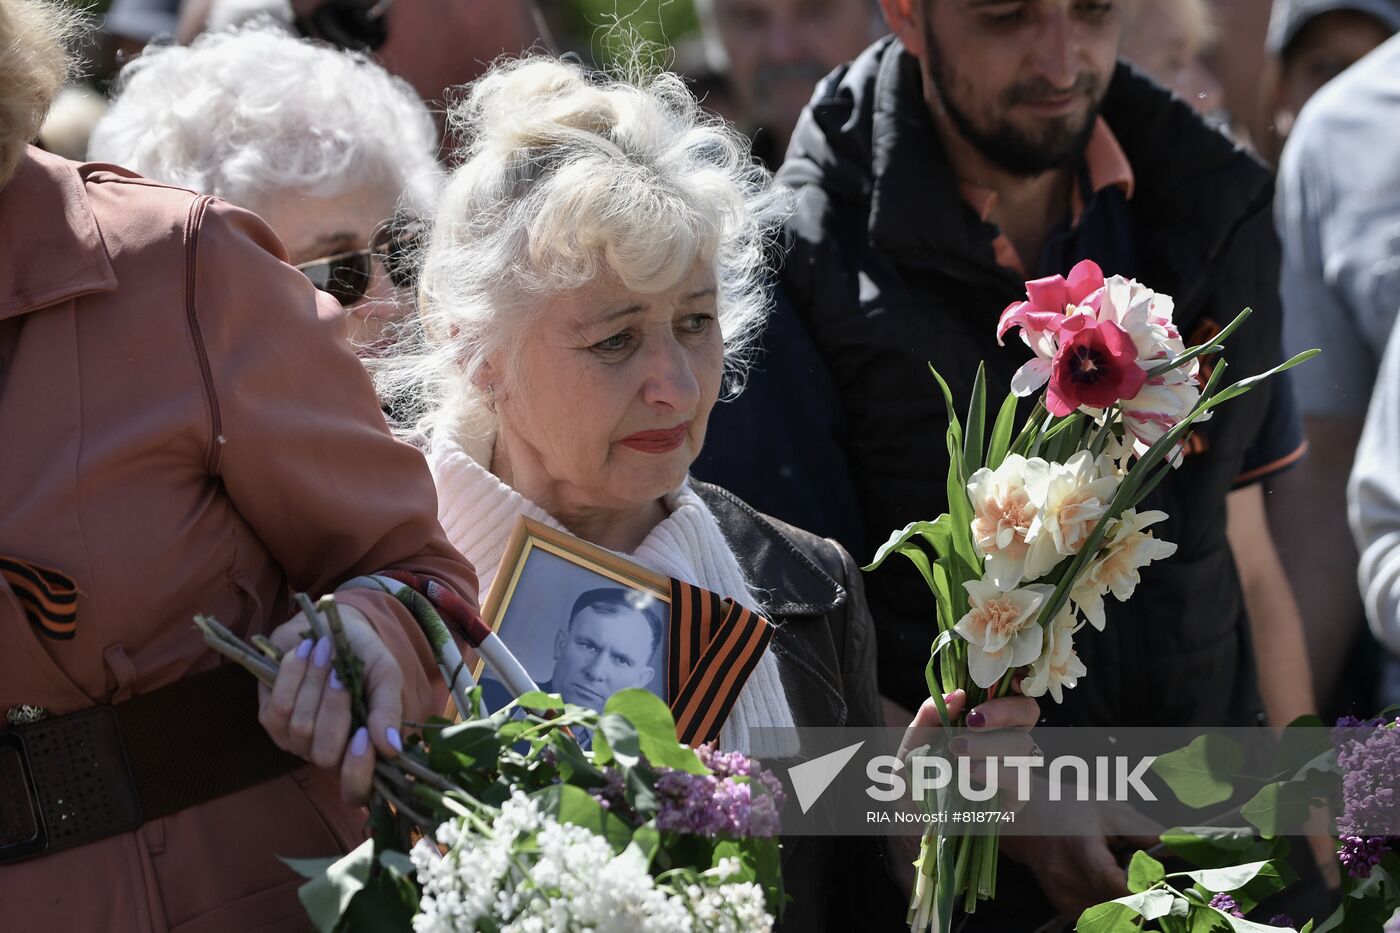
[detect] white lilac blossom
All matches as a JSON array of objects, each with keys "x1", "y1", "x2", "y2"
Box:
[{"x1": 411, "y1": 792, "x2": 775, "y2": 933}]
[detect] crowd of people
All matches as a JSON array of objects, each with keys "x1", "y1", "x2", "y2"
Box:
[{"x1": 2, "y1": 0, "x2": 1399, "y2": 930}]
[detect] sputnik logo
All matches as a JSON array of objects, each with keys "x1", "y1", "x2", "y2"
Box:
[{"x1": 787, "y1": 741, "x2": 866, "y2": 814}]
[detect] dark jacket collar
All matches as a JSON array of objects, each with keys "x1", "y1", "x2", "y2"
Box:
[
  {"x1": 781, "y1": 36, "x2": 1274, "y2": 306},
  {"x1": 690, "y1": 481, "x2": 844, "y2": 618},
  {"x1": 0, "y1": 147, "x2": 118, "y2": 321}
]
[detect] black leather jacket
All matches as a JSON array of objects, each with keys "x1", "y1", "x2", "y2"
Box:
[{"x1": 694, "y1": 481, "x2": 907, "y2": 932}]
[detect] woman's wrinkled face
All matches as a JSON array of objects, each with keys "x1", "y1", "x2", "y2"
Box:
[
  {"x1": 259, "y1": 185, "x2": 405, "y2": 350},
  {"x1": 494, "y1": 264, "x2": 725, "y2": 514}
]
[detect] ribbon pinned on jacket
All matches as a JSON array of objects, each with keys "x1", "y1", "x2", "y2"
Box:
[
  {"x1": 1, "y1": 555, "x2": 78, "y2": 640},
  {"x1": 667, "y1": 578, "x2": 775, "y2": 747}
]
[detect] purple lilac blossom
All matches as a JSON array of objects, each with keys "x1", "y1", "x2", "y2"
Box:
[
  {"x1": 1334, "y1": 717, "x2": 1400, "y2": 836},
  {"x1": 1338, "y1": 834, "x2": 1392, "y2": 878},
  {"x1": 653, "y1": 750, "x2": 785, "y2": 837},
  {"x1": 1208, "y1": 893, "x2": 1244, "y2": 918}
]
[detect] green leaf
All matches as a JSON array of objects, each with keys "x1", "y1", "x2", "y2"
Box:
[
  {"x1": 626, "y1": 820, "x2": 662, "y2": 866},
  {"x1": 595, "y1": 712, "x2": 640, "y2": 768},
  {"x1": 511, "y1": 689, "x2": 566, "y2": 712},
  {"x1": 378, "y1": 850, "x2": 417, "y2": 878},
  {"x1": 963, "y1": 362, "x2": 988, "y2": 477},
  {"x1": 864, "y1": 520, "x2": 947, "y2": 571},
  {"x1": 929, "y1": 364, "x2": 964, "y2": 453},
  {"x1": 1218, "y1": 912, "x2": 1303, "y2": 932},
  {"x1": 1162, "y1": 827, "x2": 1284, "y2": 870},
  {"x1": 283, "y1": 855, "x2": 340, "y2": 881},
  {"x1": 1128, "y1": 850, "x2": 1167, "y2": 892},
  {"x1": 537, "y1": 783, "x2": 635, "y2": 853},
  {"x1": 1152, "y1": 735, "x2": 1245, "y2": 808},
  {"x1": 1201, "y1": 351, "x2": 1320, "y2": 410},
  {"x1": 986, "y1": 391, "x2": 1020, "y2": 471},
  {"x1": 341, "y1": 866, "x2": 419, "y2": 931},
  {"x1": 1146, "y1": 306, "x2": 1254, "y2": 378},
  {"x1": 428, "y1": 720, "x2": 502, "y2": 774},
  {"x1": 604, "y1": 688, "x2": 706, "y2": 773},
  {"x1": 1075, "y1": 902, "x2": 1142, "y2": 932},
  {"x1": 1181, "y1": 860, "x2": 1275, "y2": 892},
  {"x1": 290, "y1": 839, "x2": 374, "y2": 933},
  {"x1": 1240, "y1": 780, "x2": 1318, "y2": 838}
]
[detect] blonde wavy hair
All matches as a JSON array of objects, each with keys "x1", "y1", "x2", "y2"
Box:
[
  {"x1": 375, "y1": 54, "x2": 788, "y2": 442},
  {"x1": 0, "y1": 0, "x2": 82, "y2": 187}
]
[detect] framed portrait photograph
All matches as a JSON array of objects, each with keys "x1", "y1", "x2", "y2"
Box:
[{"x1": 475, "y1": 518, "x2": 672, "y2": 728}]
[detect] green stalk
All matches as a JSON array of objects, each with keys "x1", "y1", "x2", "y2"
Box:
[{"x1": 1145, "y1": 306, "x2": 1252, "y2": 378}]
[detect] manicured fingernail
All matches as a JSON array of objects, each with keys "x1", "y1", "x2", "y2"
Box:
[
  {"x1": 329, "y1": 669, "x2": 343, "y2": 691},
  {"x1": 312, "y1": 636, "x2": 332, "y2": 669},
  {"x1": 951, "y1": 737, "x2": 968, "y2": 756},
  {"x1": 967, "y1": 708, "x2": 986, "y2": 729},
  {"x1": 350, "y1": 727, "x2": 369, "y2": 757},
  {"x1": 386, "y1": 727, "x2": 402, "y2": 753},
  {"x1": 296, "y1": 638, "x2": 314, "y2": 660}
]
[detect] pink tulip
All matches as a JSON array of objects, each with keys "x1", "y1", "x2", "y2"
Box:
[{"x1": 1045, "y1": 317, "x2": 1149, "y2": 416}]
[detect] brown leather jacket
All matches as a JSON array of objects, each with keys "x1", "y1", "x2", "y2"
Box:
[{"x1": 0, "y1": 148, "x2": 478, "y2": 933}]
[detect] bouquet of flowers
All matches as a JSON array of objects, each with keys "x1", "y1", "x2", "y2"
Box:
[
  {"x1": 195, "y1": 602, "x2": 785, "y2": 933},
  {"x1": 866, "y1": 261, "x2": 1315, "y2": 932}
]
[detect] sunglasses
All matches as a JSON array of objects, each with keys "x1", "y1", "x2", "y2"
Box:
[{"x1": 295, "y1": 217, "x2": 424, "y2": 308}]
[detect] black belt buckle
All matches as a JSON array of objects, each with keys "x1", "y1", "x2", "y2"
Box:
[
  {"x1": 0, "y1": 729, "x2": 47, "y2": 862},
  {"x1": 0, "y1": 707, "x2": 142, "y2": 864}
]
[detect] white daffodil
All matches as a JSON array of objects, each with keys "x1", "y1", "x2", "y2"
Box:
[
  {"x1": 954, "y1": 580, "x2": 1049, "y2": 688},
  {"x1": 967, "y1": 453, "x2": 1040, "y2": 590},
  {"x1": 1069, "y1": 509, "x2": 1178, "y2": 629},
  {"x1": 1022, "y1": 450, "x2": 1120, "y2": 580},
  {"x1": 1022, "y1": 605, "x2": 1087, "y2": 704}
]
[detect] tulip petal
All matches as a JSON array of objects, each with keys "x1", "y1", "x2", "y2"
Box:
[
  {"x1": 1025, "y1": 275, "x2": 1069, "y2": 313},
  {"x1": 1010, "y1": 358, "x2": 1053, "y2": 396}
]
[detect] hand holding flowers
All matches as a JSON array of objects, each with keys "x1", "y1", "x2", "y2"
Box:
[{"x1": 868, "y1": 260, "x2": 1317, "y2": 931}]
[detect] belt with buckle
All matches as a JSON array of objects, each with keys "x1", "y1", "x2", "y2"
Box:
[{"x1": 0, "y1": 665, "x2": 301, "y2": 864}]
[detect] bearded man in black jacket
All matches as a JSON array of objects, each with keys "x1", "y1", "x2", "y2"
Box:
[{"x1": 694, "y1": 0, "x2": 1322, "y2": 925}]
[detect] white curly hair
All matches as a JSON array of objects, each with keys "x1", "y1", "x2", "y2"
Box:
[
  {"x1": 377, "y1": 54, "x2": 787, "y2": 442},
  {"x1": 87, "y1": 23, "x2": 439, "y2": 218}
]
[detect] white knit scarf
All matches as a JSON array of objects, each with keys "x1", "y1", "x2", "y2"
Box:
[{"x1": 428, "y1": 431, "x2": 796, "y2": 754}]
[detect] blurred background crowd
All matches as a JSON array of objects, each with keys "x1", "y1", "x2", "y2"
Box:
[{"x1": 33, "y1": 0, "x2": 1400, "y2": 726}]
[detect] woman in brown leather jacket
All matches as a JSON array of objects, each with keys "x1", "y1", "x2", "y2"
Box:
[{"x1": 0, "y1": 4, "x2": 479, "y2": 930}]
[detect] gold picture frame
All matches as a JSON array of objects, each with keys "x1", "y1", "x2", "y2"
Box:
[{"x1": 474, "y1": 517, "x2": 673, "y2": 712}]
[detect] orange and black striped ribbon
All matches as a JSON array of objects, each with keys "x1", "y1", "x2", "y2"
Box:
[
  {"x1": 0, "y1": 555, "x2": 78, "y2": 640},
  {"x1": 667, "y1": 578, "x2": 775, "y2": 746}
]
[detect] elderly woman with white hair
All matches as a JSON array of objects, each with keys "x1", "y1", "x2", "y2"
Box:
[
  {"x1": 385, "y1": 56, "x2": 1039, "y2": 929},
  {"x1": 88, "y1": 23, "x2": 438, "y2": 350}
]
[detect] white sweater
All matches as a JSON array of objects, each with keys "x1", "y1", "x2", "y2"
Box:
[{"x1": 429, "y1": 432, "x2": 796, "y2": 753}]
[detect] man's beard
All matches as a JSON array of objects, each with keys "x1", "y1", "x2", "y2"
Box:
[{"x1": 922, "y1": 17, "x2": 1102, "y2": 177}]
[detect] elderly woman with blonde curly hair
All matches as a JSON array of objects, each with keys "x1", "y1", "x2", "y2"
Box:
[
  {"x1": 383, "y1": 55, "x2": 1040, "y2": 929},
  {"x1": 0, "y1": 2, "x2": 479, "y2": 930}
]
